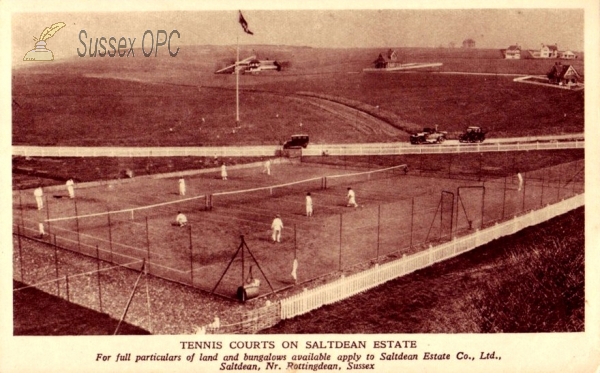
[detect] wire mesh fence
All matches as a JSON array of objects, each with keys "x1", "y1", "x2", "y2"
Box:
[{"x1": 13, "y1": 159, "x2": 584, "y2": 306}]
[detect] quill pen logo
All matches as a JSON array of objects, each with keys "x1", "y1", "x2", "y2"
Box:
[{"x1": 23, "y1": 22, "x2": 66, "y2": 61}]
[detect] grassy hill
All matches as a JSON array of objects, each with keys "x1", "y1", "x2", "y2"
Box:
[{"x1": 12, "y1": 45, "x2": 584, "y2": 146}]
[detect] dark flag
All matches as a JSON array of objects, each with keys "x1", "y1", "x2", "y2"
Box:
[{"x1": 238, "y1": 11, "x2": 254, "y2": 35}]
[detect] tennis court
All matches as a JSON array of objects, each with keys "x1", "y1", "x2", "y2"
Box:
[{"x1": 13, "y1": 160, "x2": 581, "y2": 300}]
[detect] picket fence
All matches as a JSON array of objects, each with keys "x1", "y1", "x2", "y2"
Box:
[
  {"x1": 13, "y1": 138, "x2": 583, "y2": 158},
  {"x1": 278, "y1": 193, "x2": 584, "y2": 320},
  {"x1": 302, "y1": 140, "x2": 584, "y2": 156}
]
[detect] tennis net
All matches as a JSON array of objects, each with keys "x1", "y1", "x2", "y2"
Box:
[
  {"x1": 324, "y1": 164, "x2": 408, "y2": 189},
  {"x1": 44, "y1": 194, "x2": 208, "y2": 225},
  {"x1": 209, "y1": 176, "x2": 324, "y2": 209}
]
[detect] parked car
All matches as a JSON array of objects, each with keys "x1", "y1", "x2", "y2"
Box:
[
  {"x1": 409, "y1": 127, "x2": 447, "y2": 144},
  {"x1": 458, "y1": 126, "x2": 486, "y2": 143},
  {"x1": 283, "y1": 134, "x2": 310, "y2": 149}
]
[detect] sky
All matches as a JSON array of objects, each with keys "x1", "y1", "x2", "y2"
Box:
[{"x1": 10, "y1": 7, "x2": 584, "y2": 65}]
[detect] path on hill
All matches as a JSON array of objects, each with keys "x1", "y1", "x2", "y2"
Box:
[
  {"x1": 285, "y1": 95, "x2": 404, "y2": 137},
  {"x1": 84, "y1": 73, "x2": 409, "y2": 139}
]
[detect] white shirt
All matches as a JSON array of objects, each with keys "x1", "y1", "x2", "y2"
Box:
[
  {"x1": 176, "y1": 213, "x2": 188, "y2": 225},
  {"x1": 66, "y1": 179, "x2": 74, "y2": 187},
  {"x1": 34, "y1": 187, "x2": 43, "y2": 197},
  {"x1": 347, "y1": 189, "x2": 355, "y2": 199},
  {"x1": 306, "y1": 196, "x2": 313, "y2": 207},
  {"x1": 271, "y1": 218, "x2": 283, "y2": 231}
]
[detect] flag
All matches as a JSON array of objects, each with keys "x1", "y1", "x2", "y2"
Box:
[{"x1": 238, "y1": 11, "x2": 254, "y2": 35}]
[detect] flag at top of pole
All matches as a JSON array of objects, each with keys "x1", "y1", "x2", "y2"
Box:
[{"x1": 238, "y1": 11, "x2": 254, "y2": 35}]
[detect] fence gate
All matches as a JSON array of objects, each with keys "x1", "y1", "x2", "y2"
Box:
[
  {"x1": 425, "y1": 190, "x2": 454, "y2": 243},
  {"x1": 456, "y1": 186, "x2": 485, "y2": 234}
]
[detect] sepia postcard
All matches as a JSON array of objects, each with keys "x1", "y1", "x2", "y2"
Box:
[{"x1": 1, "y1": 0, "x2": 598, "y2": 372}]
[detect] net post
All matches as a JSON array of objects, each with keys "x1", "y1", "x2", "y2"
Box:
[{"x1": 96, "y1": 245, "x2": 103, "y2": 312}]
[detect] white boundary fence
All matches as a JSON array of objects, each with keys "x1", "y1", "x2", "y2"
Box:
[
  {"x1": 202, "y1": 192, "x2": 583, "y2": 333},
  {"x1": 278, "y1": 193, "x2": 584, "y2": 320},
  {"x1": 302, "y1": 140, "x2": 583, "y2": 156},
  {"x1": 12, "y1": 137, "x2": 583, "y2": 158}
]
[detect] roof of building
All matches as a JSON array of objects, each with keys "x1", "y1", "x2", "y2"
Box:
[{"x1": 549, "y1": 63, "x2": 580, "y2": 79}]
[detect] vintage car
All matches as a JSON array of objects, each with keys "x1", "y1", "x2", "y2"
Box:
[
  {"x1": 283, "y1": 134, "x2": 310, "y2": 149},
  {"x1": 409, "y1": 127, "x2": 447, "y2": 144},
  {"x1": 458, "y1": 126, "x2": 486, "y2": 143}
]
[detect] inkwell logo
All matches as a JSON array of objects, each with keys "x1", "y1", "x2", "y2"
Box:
[{"x1": 23, "y1": 22, "x2": 66, "y2": 61}]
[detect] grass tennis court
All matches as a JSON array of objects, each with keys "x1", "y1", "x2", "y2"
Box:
[{"x1": 13, "y1": 160, "x2": 582, "y2": 300}]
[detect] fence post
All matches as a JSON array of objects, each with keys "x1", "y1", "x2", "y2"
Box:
[
  {"x1": 18, "y1": 190, "x2": 25, "y2": 231},
  {"x1": 557, "y1": 163, "x2": 561, "y2": 201},
  {"x1": 107, "y1": 209, "x2": 114, "y2": 264},
  {"x1": 54, "y1": 243, "x2": 60, "y2": 296},
  {"x1": 65, "y1": 274, "x2": 70, "y2": 302},
  {"x1": 145, "y1": 265, "x2": 152, "y2": 333},
  {"x1": 45, "y1": 194, "x2": 51, "y2": 235},
  {"x1": 96, "y1": 245, "x2": 103, "y2": 312},
  {"x1": 339, "y1": 213, "x2": 343, "y2": 271},
  {"x1": 522, "y1": 177, "x2": 527, "y2": 212},
  {"x1": 502, "y1": 176, "x2": 507, "y2": 220},
  {"x1": 189, "y1": 225, "x2": 194, "y2": 286},
  {"x1": 540, "y1": 172, "x2": 545, "y2": 207},
  {"x1": 74, "y1": 198, "x2": 81, "y2": 252},
  {"x1": 146, "y1": 216, "x2": 151, "y2": 259},
  {"x1": 376, "y1": 205, "x2": 381, "y2": 262},
  {"x1": 17, "y1": 226, "x2": 24, "y2": 283},
  {"x1": 409, "y1": 197, "x2": 414, "y2": 250},
  {"x1": 448, "y1": 153, "x2": 453, "y2": 179},
  {"x1": 478, "y1": 153, "x2": 483, "y2": 181}
]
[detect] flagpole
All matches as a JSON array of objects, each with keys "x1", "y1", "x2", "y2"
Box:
[{"x1": 236, "y1": 36, "x2": 240, "y2": 123}]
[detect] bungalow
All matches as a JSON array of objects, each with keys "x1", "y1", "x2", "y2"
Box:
[
  {"x1": 547, "y1": 62, "x2": 581, "y2": 86},
  {"x1": 504, "y1": 44, "x2": 521, "y2": 59},
  {"x1": 560, "y1": 50, "x2": 577, "y2": 59},
  {"x1": 540, "y1": 43, "x2": 559, "y2": 58},
  {"x1": 372, "y1": 49, "x2": 402, "y2": 69}
]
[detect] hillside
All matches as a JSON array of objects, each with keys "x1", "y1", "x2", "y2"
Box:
[{"x1": 12, "y1": 45, "x2": 584, "y2": 146}]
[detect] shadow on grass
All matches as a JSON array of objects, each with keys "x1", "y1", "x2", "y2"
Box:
[{"x1": 13, "y1": 280, "x2": 150, "y2": 336}]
